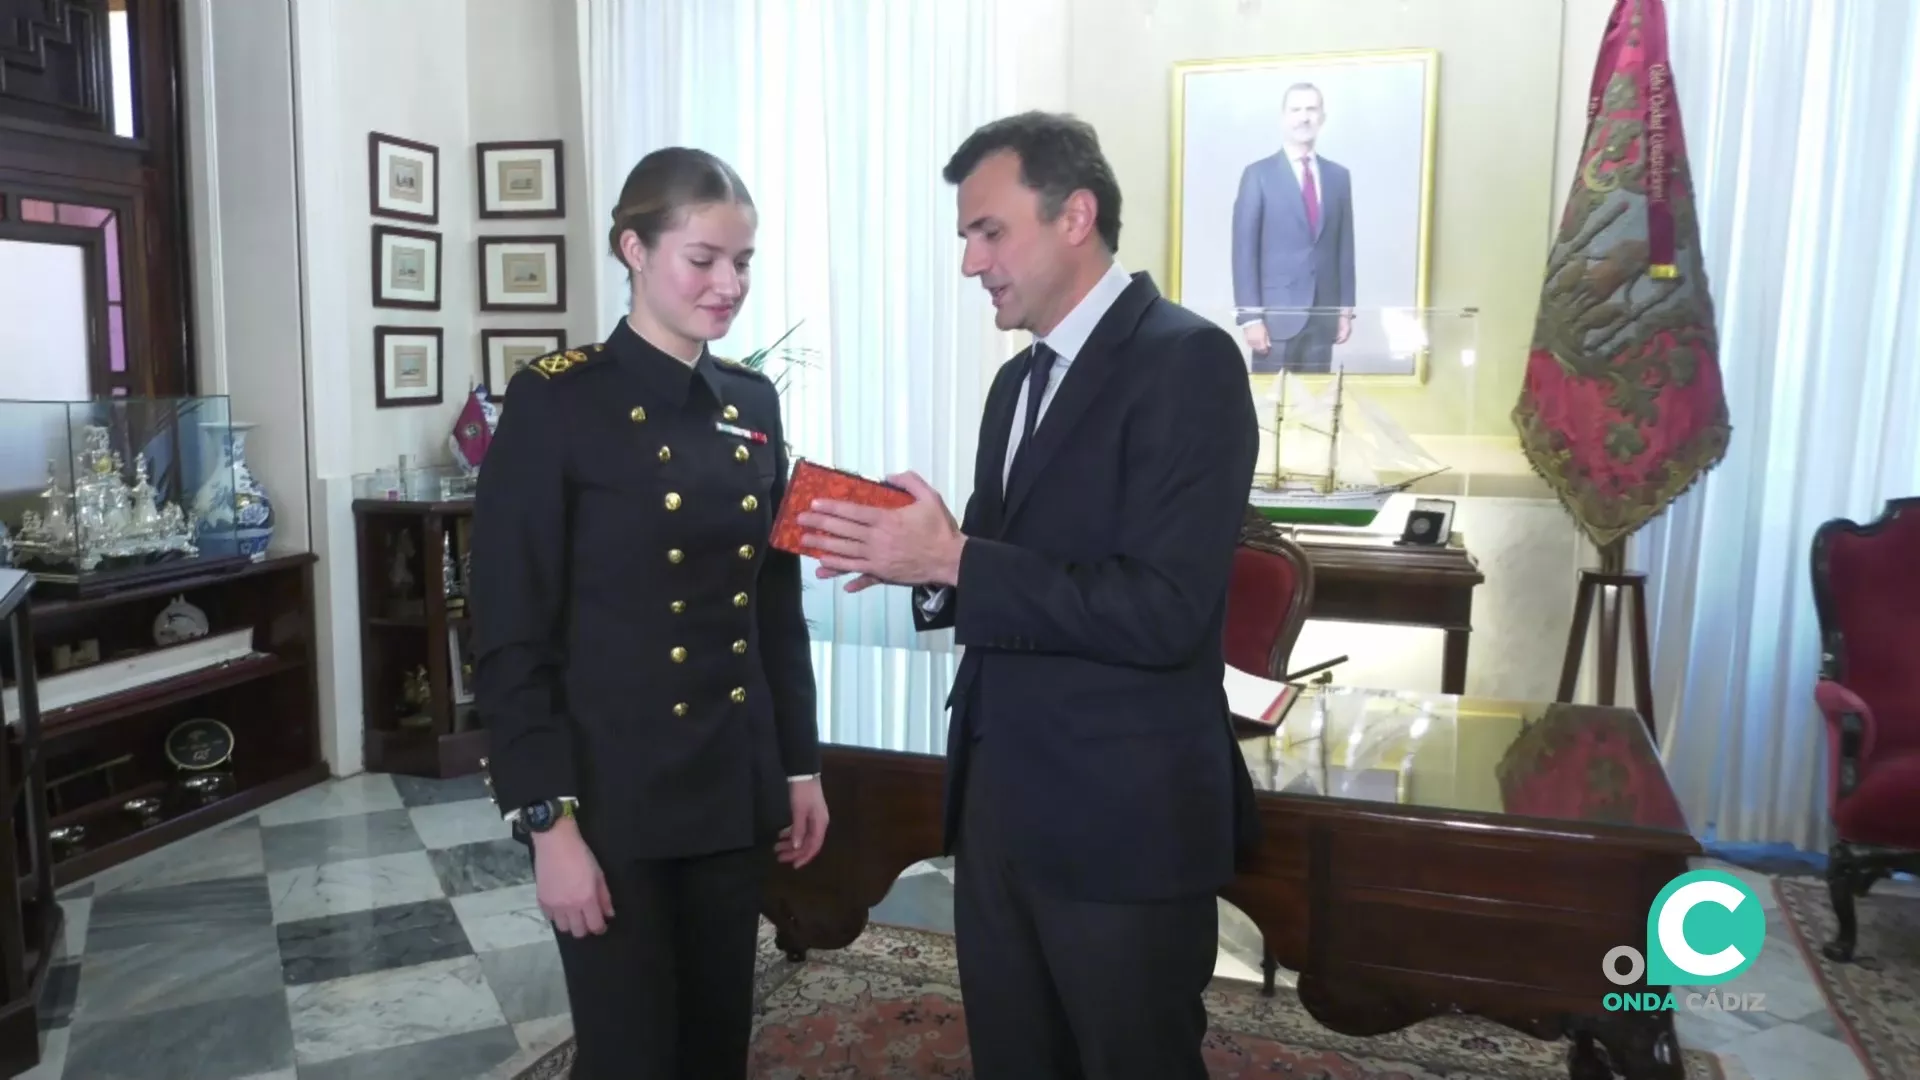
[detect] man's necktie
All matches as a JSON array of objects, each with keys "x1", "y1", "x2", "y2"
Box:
[
  {"x1": 1301, "y1": 156, "x2": 1321, "y2": 235},
  {"x1": 1008, "y1": 342, "x2": 1056, "y2": 482}
]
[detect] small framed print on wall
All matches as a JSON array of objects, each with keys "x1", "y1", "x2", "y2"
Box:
[
  {"x1": 372, "y1": 225, "x2": 441, "y2": 310},
  {"x1": 374, "y1": 326, "x2": 445, "y2": 408},
  {"x1": 481, "y1": 328, "x2": 566, "y2": 396},
  {"x1": 368, "y1": 132, "x2": 439, "y2": 224},
  {"x1": 479, "y1": 235, "x2": 566, "y2": 312},
  {"x1": 477, "y1": 140, "x2": 565, "y2": 219}
]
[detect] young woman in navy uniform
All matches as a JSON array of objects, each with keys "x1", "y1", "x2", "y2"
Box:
[{"x1": 468, "y1": 147, "x2": 829, "y2": 1080}]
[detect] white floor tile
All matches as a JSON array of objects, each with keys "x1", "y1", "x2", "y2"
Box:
[
  {"x1": 1718, "y1": 1020, "x2": 1868, "y2": 1080},
  {"x1": 267, "y1": 850, "x2": 446, "y2": 923},
  {"x1": 285, "y1": 955, "x2": 505, "y2": 1065},
  {"x1": 409, "y1": 799, "x2": 514, "y2": 850},
  {"x1": 257, "y1": 773, "x2": 404, "y2": 827}
]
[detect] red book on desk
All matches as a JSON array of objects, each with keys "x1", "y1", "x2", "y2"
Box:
[{"x1": 770, "y1": 459, "x2": 917, "y2": 559}]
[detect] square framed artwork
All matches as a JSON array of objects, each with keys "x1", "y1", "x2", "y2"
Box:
[
  {"x1": 368, "y1": 132, "x2": 439, "y2": 224},
  {"x1": 1169, "y1": 49, "x2": 1438, "y2": 380},
  {"x1": 479, "y1": 235, "x2": 566, "y2": 312},
  {"x1": 477, "y1": 140, "x2": 565, "y2": 218},
  {"x1": 481, "y1": 328, "x2": 566, "y2": 395},
  {"x1": 374, "y1": 326, "x2": 445, "y2": 408},
  {"x1": 371, "y1": 225, "x2": 441, "y2": 310}
]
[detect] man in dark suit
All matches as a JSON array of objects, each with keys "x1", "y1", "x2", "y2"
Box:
[
  {"x1": 1232, "y1": 81, "x2": 1356, "y2": 375},
  {"x1": 797, "y1": 111, "x2": 1261, "y2": 1079}
]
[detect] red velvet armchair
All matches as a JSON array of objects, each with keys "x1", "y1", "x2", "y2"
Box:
[
  {"x1": 1224, "y1": 508, "x2": 1345, "y2": 685},
  {"x1": 1809, "y1": 496, "x2": 1920, "y2": 962}
]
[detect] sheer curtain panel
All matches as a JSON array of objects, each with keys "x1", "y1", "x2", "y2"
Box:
[{"x1": 1635, "y1": 0, "x2": 1920, "y2": 851}]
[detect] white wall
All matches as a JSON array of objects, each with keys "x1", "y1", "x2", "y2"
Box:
[
  {"x1": 180, "y1": 0, "x2": 311, "y2": 564},
  {"x1": 469, "y1": 0, "x2": 601, "y2": 350},
  {"x1": 185, "y1": 0, "x2": 589, "y2": 775}
]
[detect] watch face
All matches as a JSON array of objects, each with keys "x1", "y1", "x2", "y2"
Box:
[{"x1": 524, "y1": 801, "x2": 554, "y2": 830}]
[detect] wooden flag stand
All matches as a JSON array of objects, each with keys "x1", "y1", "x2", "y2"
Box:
[{"x1": 1555, "y1": 537, "x2": 1657, "y2": 737}]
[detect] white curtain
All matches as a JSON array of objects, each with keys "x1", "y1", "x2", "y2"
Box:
[
  {"x1": 1634, "y1": 0, "x2": 1920, "y2": 851},
  {"x1": 576, "y1": 0, "x2": 1024, "y2": 652}
]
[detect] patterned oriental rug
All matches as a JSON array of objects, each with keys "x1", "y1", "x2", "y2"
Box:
[
  {"x1": 508, "y1": 922, "x2": 1746, "y2": 1079},
  {"x1": 1774, "y1": 878, "x2": 1920, "y2": 1080}
]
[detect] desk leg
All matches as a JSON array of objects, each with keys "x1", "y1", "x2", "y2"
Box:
[{"x1": 1441, "y1": 629, "x2": 1470, "y2": 695}]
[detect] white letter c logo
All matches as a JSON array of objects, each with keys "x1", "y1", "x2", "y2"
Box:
[{"x1": 1657, "y1": 879, "x2": 1748, "y2": 978}]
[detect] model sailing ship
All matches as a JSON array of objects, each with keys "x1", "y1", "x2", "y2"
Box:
[{"x1": 1248, "y1": 369, "x2": 1449, "y2": 528}]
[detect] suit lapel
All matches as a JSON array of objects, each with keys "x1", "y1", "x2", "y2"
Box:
[
  {"x1": 976, "y1": 361, "x2": 1022, "y2": 534},
  {"x1": 1000, "y1": 274, "x2": 1158, "y2": 529}
]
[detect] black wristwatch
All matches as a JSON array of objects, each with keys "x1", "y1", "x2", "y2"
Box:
[{"x1": 518, "y1": 797, "x2": 576, "y2": 833}]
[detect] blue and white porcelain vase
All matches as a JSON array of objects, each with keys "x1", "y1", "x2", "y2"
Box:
[{"x1": 194, "y1": 421, "x2": 275, "y2": 560}]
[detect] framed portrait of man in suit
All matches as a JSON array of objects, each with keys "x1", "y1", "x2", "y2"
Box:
[{"x1": 1169, "y1": 49, "x2": 1438, "y2": 382}]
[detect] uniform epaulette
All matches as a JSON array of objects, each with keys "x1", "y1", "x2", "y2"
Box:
[
  {"x1": 528, "y1": 343, "x2": 607, "y2": 379},
  {"x1": 711, "y1": 355, "x2": 768, "y2": 379}
]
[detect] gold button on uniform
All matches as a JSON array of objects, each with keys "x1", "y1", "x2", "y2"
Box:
[
  {"x1": 730, "y1": 687, "x2": 747, "y2": 703},
  {"x1": 734, "y1": 446, "x2": 750, "y2": 463},
  {"x1": 669, "y1": 600, "x2": 685, "y2": 614},
  {"x1": 664, "y1": 492, "x2": 681, "y2": 511},
  {"x1": 722, "y1": 404, "x2": 739, "y2": 421},
  {"x1": 733, "y1": 592, "x2": 749, "y2": 608},
  {"x1": 630, "y1": 407, "x2": 647, "y2": 423},
  {"x1": 658, "y1": 446, "x2": 672, "y2": 462},
  {"x1": 732, "y1": 639, "x2": 747, "y2": 654},
  {"x1": 673, "y1": 703, "x2": 688, "y2": 717},
  {"x1": 738, "y1": 545, "x2": 755, "y2": 560},
  {"x1": 667, "y1": 549, "x2": 684, "y2": 564},
  {"x1": 741, "y1": 494, "x2": 758, "y2": 512},
  {"x1": 670, "y1": 646, "x2": 687, "y2": 663}
]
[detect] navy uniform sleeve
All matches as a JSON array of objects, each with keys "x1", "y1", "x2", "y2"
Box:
[
  {"x1": 756, "y1": 403, "x2": 820, "y2": 776},
  {"x1": 470, "y1": 370, "x2": 579, "y2": 812}
]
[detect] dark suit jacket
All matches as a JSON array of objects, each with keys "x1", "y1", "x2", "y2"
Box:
[
  {"x1": 914, "y1": 272, "x2": 1261, "y2": 904},
  {"x1": 1231, "y1": 151, "x2": 1356, "y2": 341}
]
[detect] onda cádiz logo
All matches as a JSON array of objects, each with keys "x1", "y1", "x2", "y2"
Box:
[{"x1": 1601, "y1": 869, "x2": 1769, "y2": 1014}]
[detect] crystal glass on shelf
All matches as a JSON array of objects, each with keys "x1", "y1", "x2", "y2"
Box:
[{"x1": 0, "y1": 396, "x2": 248, "y2": 596}]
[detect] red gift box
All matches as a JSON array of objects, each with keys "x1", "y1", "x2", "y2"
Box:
[{"x1": 770, "y1": 459, "x2": 917, "y2": 559}]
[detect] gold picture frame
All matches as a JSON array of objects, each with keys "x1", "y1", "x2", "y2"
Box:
[{"x1": 1168, "y1": 48, "x2": 1440, "y2": 386}]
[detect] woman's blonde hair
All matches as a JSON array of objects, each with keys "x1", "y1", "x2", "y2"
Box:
[{"x1": 608, "y1": 147, "x2": 754, "y2": 266}]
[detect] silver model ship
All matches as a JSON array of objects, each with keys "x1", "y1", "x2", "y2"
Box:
[{"x1": 11, "y1": 425, "x2": 199, "y2": 572}]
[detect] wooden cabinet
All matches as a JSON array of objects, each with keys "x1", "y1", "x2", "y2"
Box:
[
  {"x1": 0, "y1": 555, "x2": 327, "y2": 889},
  {"x1": 0, "y1": 569, "x2": 60, "y2": 1077},
  {"x1": 352, "y1": 500, "x2": 485, "y2": 778}
]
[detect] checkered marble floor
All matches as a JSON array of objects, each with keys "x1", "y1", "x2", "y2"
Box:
[{"x1": 20, "y1": 774, "x2": 1879, "y2": 1080}]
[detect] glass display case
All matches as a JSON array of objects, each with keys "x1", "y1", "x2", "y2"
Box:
[
  {"x1": 1188, "y1": 304, "x2": 1483, "y2": 530},
  {"x1": 0, "y1": 396, "x2": 248, "y2": 596}
]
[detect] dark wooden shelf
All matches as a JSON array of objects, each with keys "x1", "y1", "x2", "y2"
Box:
[
  {"x1": 354, "y1": 503, "x2": 482, "y2": 779},
  {"x1": 0, "y1": 568, "x2": 62, "y2": 1078},
  {"x1": 0, "y1": 554, "x2": 327, "y2": 905},
  {"x1": 29, "y1": 553, "x2": 319, "y2": 621},
  {"x1": 352, "y1": 499, "x2": 475, "y2": 517},
  {"x1": 32, "y1": 653, "x2": 300, "y2": 743},
  {"x1": 366, "y1": 726, "x2": 488, "y2": 780},
  {"x1": 47, "y1": 763, "x2": 328, "y2": 887}
]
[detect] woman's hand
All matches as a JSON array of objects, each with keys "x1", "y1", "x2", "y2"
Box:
[
  {"x1": 777, "y1": 778, "x2": 830, "y2": 868},
  {"x1": 531, "y1": 820, "x2": 615, "y2": 937}
]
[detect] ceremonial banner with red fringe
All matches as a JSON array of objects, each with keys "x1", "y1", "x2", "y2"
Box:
[{"x1": 1512, "y1": 0, "x2": 1730, "y2": 550}]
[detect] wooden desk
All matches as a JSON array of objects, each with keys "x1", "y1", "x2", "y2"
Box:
[
  {"x1": 1294, "y1": 534, "x2": 1485, "y2": 694},
  {"x1": 761, "y1": 664, "x2": 1698, "y2": 1080}
]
